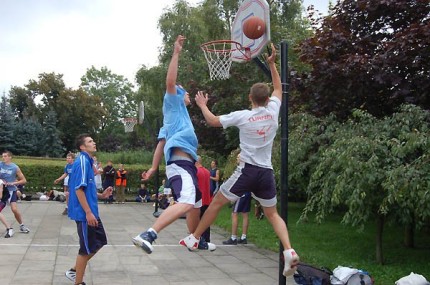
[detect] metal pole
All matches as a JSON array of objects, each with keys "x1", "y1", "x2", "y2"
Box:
[
  {"x1": 153, "y1": 118, "x2": 161, "y2": 218},
  {"x1": 279, "y1": 41, "x2": 289, "y2": 285}
]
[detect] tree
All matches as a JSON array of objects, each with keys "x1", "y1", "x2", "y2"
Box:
[
  {"x1": 293, "y1": 0, "x2": 430, "y2": 118},
  {"x1": 0, "y1": 93, "x2": 16, "y2": 152},
  {"x1": 80, "y1": 66, "x2": 137, "y2": 130},
  {"x1": 291, "y1": 105, "x2": 430, "y2": 264},
  {"x1": 43, "y1": 109, "x2": 65, "y2": 157},
  {"x1": 13, "y1": 118, "x2": 45, "y2": 156},
  {"x1": 55, "y1": 88, "x2": 106, "y2": 151}
]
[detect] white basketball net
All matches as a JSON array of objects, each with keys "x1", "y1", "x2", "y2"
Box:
[
  {"x1": 201, "y1": 40, "x2": 249, "y2": 80},
  {"x1": 123, "y1": 118, "x2": 137, "y2": 133}
]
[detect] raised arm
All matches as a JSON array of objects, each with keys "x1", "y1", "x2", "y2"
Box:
[
  {"x1": 194, "y1": 91, "x2": 222, "y2": 127},
  {"x1": 266, "y1": 43, "x2": 281, "y2": 101},
  {"x1": 166, "y1": 35, "x2": 186, "y2": 95}
]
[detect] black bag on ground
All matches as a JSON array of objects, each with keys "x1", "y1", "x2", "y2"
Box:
[{"x1": 293, "y1": 262, "x2": 333, "y2": 285}]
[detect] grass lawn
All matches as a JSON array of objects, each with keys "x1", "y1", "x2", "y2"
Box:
[{"x1": 214, "y1": 202, "x2": 430, "y2": 284}]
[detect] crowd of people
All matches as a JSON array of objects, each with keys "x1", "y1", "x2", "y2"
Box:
[{"x1": 0, "y1": 35, "x2": 299, "y2": 285}]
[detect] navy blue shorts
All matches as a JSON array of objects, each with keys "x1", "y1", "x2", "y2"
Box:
[
  {"x1": 220, "y1": 162, "x2": 277, "y2": 208},
  {"x1": 76, "y1": 218, "x2": 107, "y2": 255},
  {"x1": 232, "y1": 192, "x2": 251, "y2": 213},
  {"x1": 8, "y1": 190, "x2": 18, "y2": 203}
]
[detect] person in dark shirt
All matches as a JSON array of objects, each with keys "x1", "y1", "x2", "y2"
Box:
[
  {"x1": 102, "y1": 160, "x2": 115, "y2": 204},
  {"x1": 136, "y1": 183, "x2": 150, "y2": 203}
]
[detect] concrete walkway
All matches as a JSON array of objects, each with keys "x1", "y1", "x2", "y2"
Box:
[{"x1": 0, "y1": 201, "x2": 294, "y2": 285}]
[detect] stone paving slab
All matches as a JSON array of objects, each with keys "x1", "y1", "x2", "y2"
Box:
[{"x1": 0, "y1": 201, "x2": 294, "y2": 285}]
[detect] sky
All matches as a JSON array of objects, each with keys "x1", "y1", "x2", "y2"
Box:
[{"x1": 0, "y1": 0, "x2": 329, "y2": 94}]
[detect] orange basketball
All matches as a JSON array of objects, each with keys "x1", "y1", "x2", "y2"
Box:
[{"x1": 242, "y1": 16, "x2": 266, "y2": 39}]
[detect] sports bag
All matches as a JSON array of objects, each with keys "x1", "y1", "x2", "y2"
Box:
[
  {"x1": 293, "y1": 262, "x2": 333, "y2": 285},
  {"x1": 331, "y1": 266, "x2": 374, "y2": 285}
]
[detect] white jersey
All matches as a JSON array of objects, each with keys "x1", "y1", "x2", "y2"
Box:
[{"x1": 219, "y1": 97, "x2": 281, "y2": 169}]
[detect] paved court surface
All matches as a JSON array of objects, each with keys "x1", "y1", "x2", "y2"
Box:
[{"x1": 0, "y1": 201, "x2": 295, "y2": 285}]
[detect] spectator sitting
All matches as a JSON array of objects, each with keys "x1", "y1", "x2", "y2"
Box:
[{"x1": 136, "y1": 183, "x2": 151, "y2": 203}]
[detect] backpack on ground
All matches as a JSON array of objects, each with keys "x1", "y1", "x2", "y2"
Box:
[
  {"x1": 331, "y1": 266, "x2": 374, "y2": 285},
  {"x1": 293, "y1": 262, "x2": 333, "y2": 285}
]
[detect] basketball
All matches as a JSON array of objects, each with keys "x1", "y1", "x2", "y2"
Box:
[{"x1": 242, "y1": 16, "x2": 266, "y2": 39}]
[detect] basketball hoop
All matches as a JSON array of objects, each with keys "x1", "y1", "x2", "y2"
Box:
[
  {"x1": 123, "y1": 118, "x2": 137, "y2": 133},
  {"x1": 201, "y1": 40, "x2": 251, "y2": 80}
]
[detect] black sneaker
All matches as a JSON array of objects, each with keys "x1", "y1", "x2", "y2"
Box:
[
  {"x1": 222, "y1": 238, "x2": 237, "y2": 245},
  {"x1": 198, "y1": 237, "x2": 216, "y2": 251},
  {"x1": 238, "y1": 238, "x2": 247, "y2": 244},
  {"x1": 132, "y1": 230, "x2": 157, "y2": 254}
]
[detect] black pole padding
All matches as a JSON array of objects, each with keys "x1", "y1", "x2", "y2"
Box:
[
  {"x1": 278, "y1": 40, "x2": 289, "y2": 285},
  {"x1": 153, "y1": 118, "x2": 161, "y2": 217}
]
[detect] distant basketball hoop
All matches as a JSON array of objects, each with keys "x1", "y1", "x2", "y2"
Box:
[
  {"x1": 123, "y1": 118, "x2": 137, "y2": 133},
  {"x1": 201, "y1": 40, "x2": 250, "y2": 80}
]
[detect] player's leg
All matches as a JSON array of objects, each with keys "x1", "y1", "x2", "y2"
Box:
[
  {"x1": 0, "y1": 208, "x2": 13, "y2": 238},
  {"x1": 133, "y1": 160, "x2": 197, "y2": 253},
  {"x1": 223, "y1": 211, "x2": 239, "y2": 245},
  {"x1": 9, "y1": 191, "x2": 30, "y2": 233},
  {"x1": 239, "y1": 212, "x2": 249, "y2": 244},
  {"x1": 253, "y1": 167, "x2": 299, "y2": 276}
]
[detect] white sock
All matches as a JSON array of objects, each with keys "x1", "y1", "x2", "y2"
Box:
[
  {"x1": 241, "y1": 234, "x2": 247, "y2": 240},
  {"x1": 148, "y1": 228, "x2": 157, "y2": 235},
  {"x1": 231, "y1": 235, "x2": 237, "y2": 240}
]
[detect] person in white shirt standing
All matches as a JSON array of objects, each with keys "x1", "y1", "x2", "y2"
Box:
[{"x1": 180, "y1": 43, "x2": 299, "y2": 277}]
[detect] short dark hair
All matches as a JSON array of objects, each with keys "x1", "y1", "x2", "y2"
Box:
[
  {"x1": 2, "y1": 150, "x2": 13, "y2": 157},
  {"x1": 250, "y1": 83, "x2": 270, "y2": 106},
  {"x1": 75, "y1": 133, "x2": 91, "y2": 150}
]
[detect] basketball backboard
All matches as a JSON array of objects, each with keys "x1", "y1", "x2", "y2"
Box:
[{"x1": 231, "y1": 0, "x2": 271, "y2": 63}]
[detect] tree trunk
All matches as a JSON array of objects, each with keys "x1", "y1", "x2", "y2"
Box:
[
  {"x1": 375, "y1": 214, "x2": 384, "y2": 264},
  {"x1": 404, "y1": 216, "x2": 415, "y2": 248}
]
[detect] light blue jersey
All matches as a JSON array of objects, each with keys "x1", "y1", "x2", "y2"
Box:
[
  {"x1": 67, "y1": 152, "x2": 99, "y2": 222},
  {"x1": 0, "y1": 162, "x2": 19, "y2": 191},
  {"x1": 162, "y1": 85, "x2": 198, "y2": 163}
]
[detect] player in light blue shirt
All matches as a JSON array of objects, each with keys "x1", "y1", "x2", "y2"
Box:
[{"x1": 133, "y1": 35, "x2": 214, "y2": 254}]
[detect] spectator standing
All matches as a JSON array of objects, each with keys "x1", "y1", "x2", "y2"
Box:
[
  {"x1": 195, "y1": 156, "x2": 212, "y2": 242},
  {"x1": 115, "y1": 164, "x2": 127, "y2": 204},
  {"x1": 93, "y1": 156, "x2": 103, "y2": 192},
  {"x1": 209, "y1": 160, "x2": 220, "y2": 195},
  {"x1": 102, "y1": 160, "x2": 115, "y2": 203},
  {"x1": 54, "y1": 152, "x2": 75, "y2": 215},
  {"x1": 223, "y1": 154, "x2": 252, "y2": 245}
]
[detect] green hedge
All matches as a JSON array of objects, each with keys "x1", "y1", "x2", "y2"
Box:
[{"x1": 14, "y1": 157, "x2": 165, "y2": 193}]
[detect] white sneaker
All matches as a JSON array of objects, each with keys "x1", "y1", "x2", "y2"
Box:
[
  {"x1": 19, "y1": 224, "x2": 30, "y2": 233},
  {"x1": 4, "y1": 228, "x2": 14, "y2": 238},
  {"x1": 179, "y1": 234, "x2": 199, "y2": 251},
  {"x1": 65, "y1": 268, "x2": 76, "y2": 282},
  {"x1": 283, "y1": 248, "x2": 299, "y2": 276}
]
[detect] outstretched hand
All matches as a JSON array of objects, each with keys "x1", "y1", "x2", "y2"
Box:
[
  {"x1": 195, "y1": 91, "x2": 209, "y2": 109},
  {"x1": 174, "y1": 35, "x2": 186, "y2": 54},
  {"x1": 141, "y1": 168, "x2": 156, "y2": 181},
  {"x1": 265, "y1": 43, "x2": 277, "y2": 64}
]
